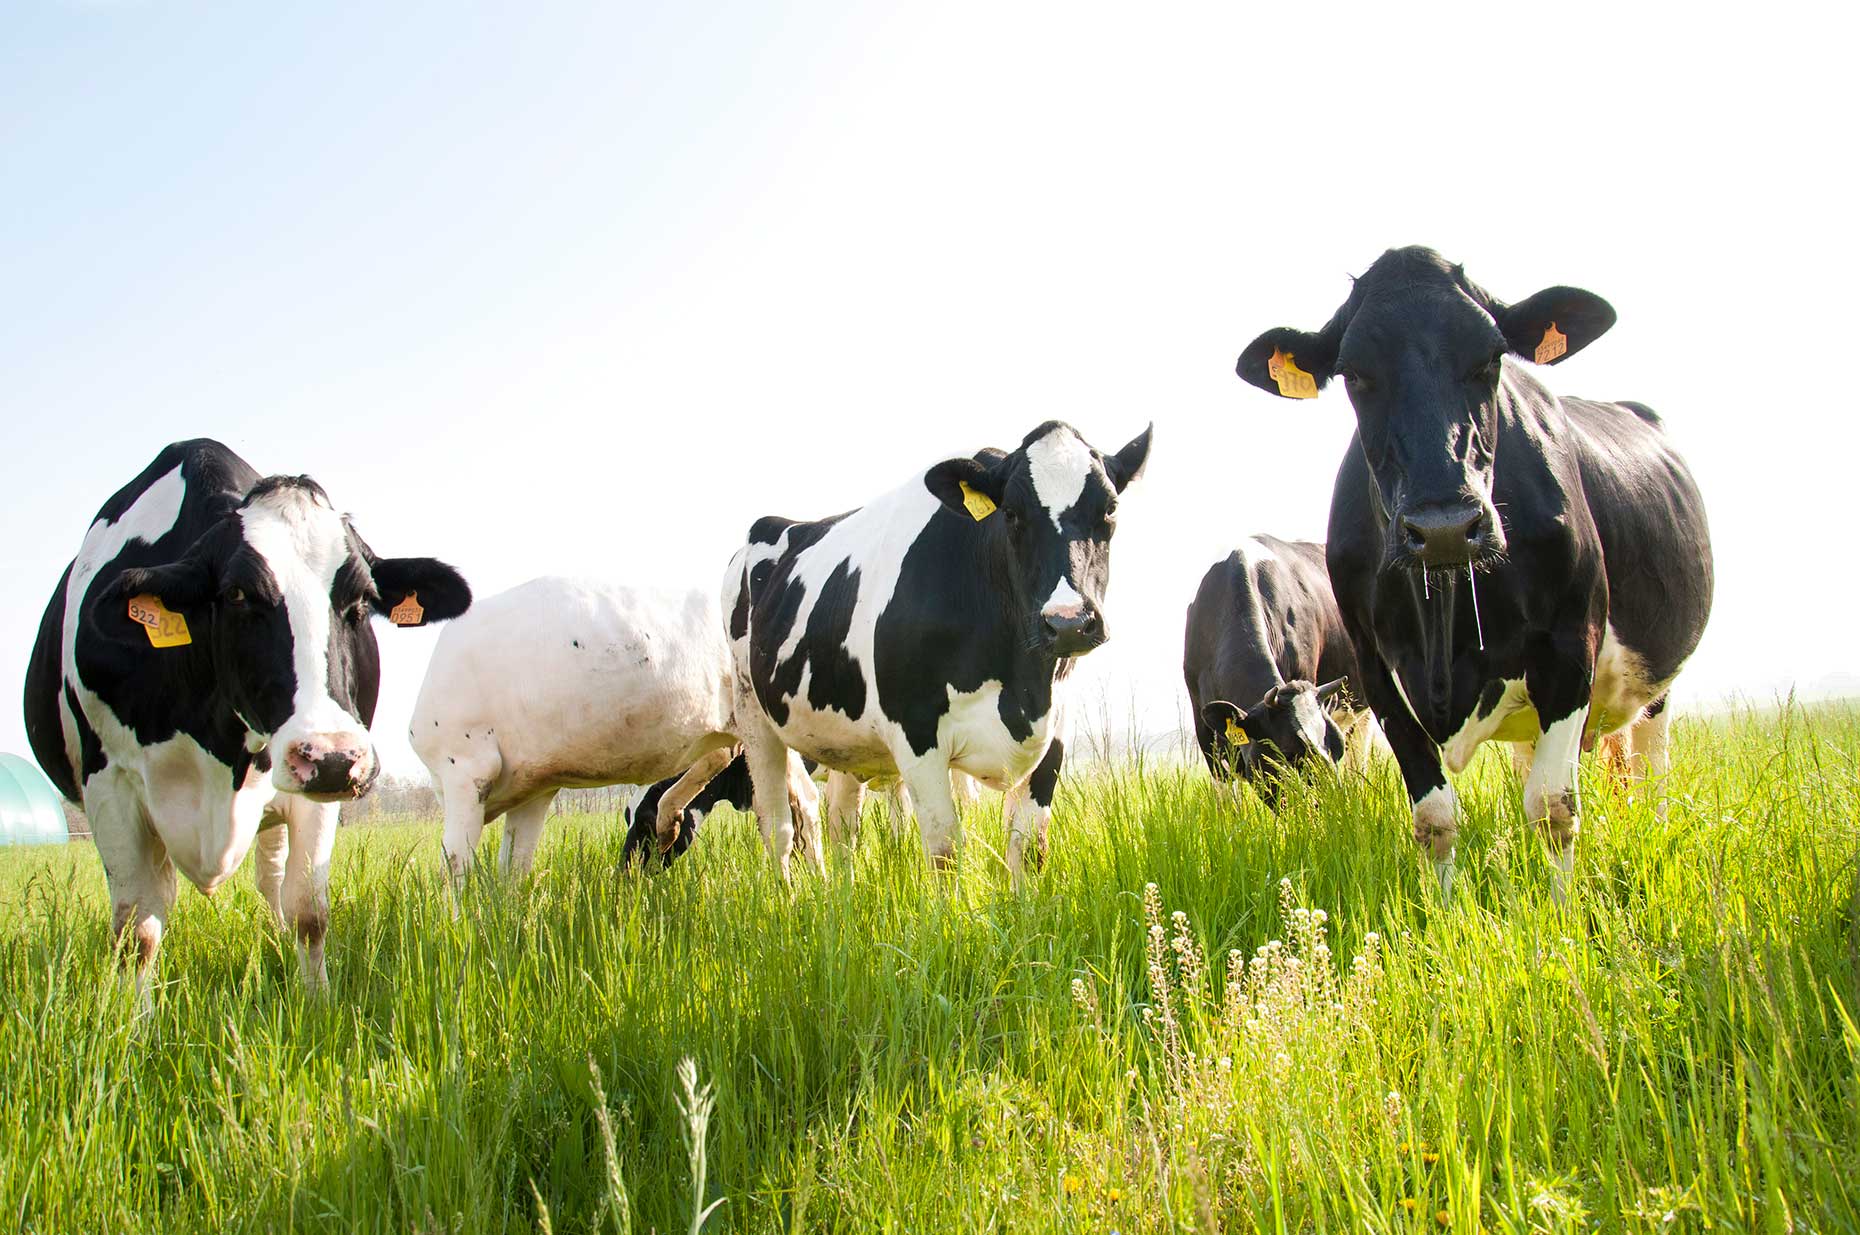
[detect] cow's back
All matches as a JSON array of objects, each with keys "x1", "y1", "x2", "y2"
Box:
[
  {"x1": 412, "y1": 577, "x2": 737, "y2": 802},
  {"x1": 1562, "y1": 398, "x2": 1714, "y2": 685}
]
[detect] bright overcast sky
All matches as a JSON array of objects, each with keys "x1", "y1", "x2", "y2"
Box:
[{"x1": 3, "y1": 1, "x2": 1855, "y2": 777}]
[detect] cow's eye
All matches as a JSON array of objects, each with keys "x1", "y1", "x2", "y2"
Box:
[
  {"x1": 223, "y1": 587, "x2": 247, "y2": 608},
  {"x1": 1003, "y1": 506, "x2": 1022, "y2": 527},
  {"x1": 1340, "y1": 366, "x2": 1371, "y2": 390},
  {"x1": 1468, "y1": 354, "x2": 1503, "y2": 382}
]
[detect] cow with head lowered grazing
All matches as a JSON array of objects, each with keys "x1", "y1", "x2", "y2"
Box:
[
  {"x1": 723, "y1": 420, "x2": 1150, "y2": 884},
  {"x1": 1238, "y1": 247, "x2": 1712, "y2": 897},
  {"x1": 1183, "y1": 535, "x2": 1371, "y2": 804},
  {"x1": 23, "y1": 439, "x2": 470, "y2": 998}
]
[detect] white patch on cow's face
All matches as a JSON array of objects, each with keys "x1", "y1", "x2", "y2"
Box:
[
  {"x1": 1025, "y1": 427, "x2": 1095, "y2": 531},
  {"x1": 239, "y1": 487, "x2": 374, "y2": 793},
  {"x1": 1043, "y1": 576, "x2": 1085, "y2": 620},
  {"x1": 1290, "y1": 689, "x2": 1330, "y2": 756}
]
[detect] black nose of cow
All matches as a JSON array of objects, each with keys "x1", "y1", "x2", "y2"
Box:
[
  {"x1": 288, "y1": 736, "x2": 376, "y2": 799},
  {"x1": 1400, "y1": 503, "x2": 1489, "y2": 567},
  {"x1": 1043, "y1": 608, "x2": 1105, "y2": 656}
]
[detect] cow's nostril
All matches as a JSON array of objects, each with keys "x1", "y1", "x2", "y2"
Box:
[{"x1": 1404, "y1": 522, "x2": 1428, "y2": 551}]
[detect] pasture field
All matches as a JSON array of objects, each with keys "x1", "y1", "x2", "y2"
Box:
[{"x1": 2, "y1": 705, "x2": 1857, "y2": 1234}]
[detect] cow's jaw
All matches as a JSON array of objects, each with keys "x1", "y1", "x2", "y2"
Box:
[{"x1": 239, "y1": 488, "x2": 377, "y2": 798}]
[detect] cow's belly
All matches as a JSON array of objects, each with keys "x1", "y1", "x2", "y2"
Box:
[
  {"x1": 1587, "y1": 623, "x2": 1664, "y2": 738},
  {"x1": 769, "y1": 695, "x2": 896, "y2": 780},
  {"x1": 941, "y1": 683, "x2": 1052, "y2": 790},
  {"x1": 135, "y1": 735, "x2": 273, "y2": 891}
]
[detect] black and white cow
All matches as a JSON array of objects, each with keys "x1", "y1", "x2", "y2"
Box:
[
  {"x1": 621, "y1": 753, "x2": 754, "y2": 867},
  {"x1": 723, "y1": 421, "x2": 1150, "y2": 884},
  {"x1": 1237, "y1": 247, "x2": 1713, "y2": 895},
  {"x1": 1182, "y1": 536, "x2": 1370, "y2": 802},
  {"x1": 23, "y1": 439, "x2": 470, "y2": 996}
]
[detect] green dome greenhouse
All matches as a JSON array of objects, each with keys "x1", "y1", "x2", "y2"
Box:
[{"x1": 0, "y1": 753, "x2": 69, "y2": 845}]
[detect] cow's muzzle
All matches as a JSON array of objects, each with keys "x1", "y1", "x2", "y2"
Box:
[
  {"x1": 1394, "y1": 501, "x2": 1502, "y2": 569},
  {"x1": 1042, "y1": 604, "x2": 1106, "y2": 657},
  {"x1": 284, "y1": 734, "x2": 378, "y2": 801}
]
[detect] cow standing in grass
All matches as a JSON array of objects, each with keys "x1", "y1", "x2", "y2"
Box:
[
  {"x1": 23, "y1": 439, "x2": 471, "y2": 997},
  {"x1": 411, "y1": 576, "x2": 818, "y2": 885},
  {"x1": 1183, "y1": 536, "x2": 1371, "y2": 804},
  {"x1": 721, "y1": 421, "x2": 1150, "y2": 885},
  {"x1": 1238, "y1": 247, "x2": 1712, "y2": 895}
]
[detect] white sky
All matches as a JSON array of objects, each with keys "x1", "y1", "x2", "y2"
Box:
[{"x1": 3, "y1": 1, "x2": 1856, "y2": 777}]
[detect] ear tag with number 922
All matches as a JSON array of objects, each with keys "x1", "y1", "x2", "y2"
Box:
[
  {"x1": 127, "y1": 594, "x2": 191, "y2": 648},
  {"x1": 958, "y1": 481, "x2": 996, "y2": 521}
]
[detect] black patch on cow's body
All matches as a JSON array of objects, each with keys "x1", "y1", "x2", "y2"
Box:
[
  {"x1": 63, "y1": 683, "x2": 107, "y2": 791},
  {"x1": 1028, "y1": 737, "x2": 1064, "y2": 809},
  {"x1": 874, "y1": 504, "x2": 1058, "y2": 757},
  {"x1": 754, "y1": 556, "x2": 868, "y2": 724},
  {"x1": 25, "y1": 563, "x2": 79, "y2": 801},
  {"x1": 1183, "y1": 537, "x2": 1358, "y2": 782},
  {"x1": 1475, "y1": 679, "x2": 1506, "y2": 718}
]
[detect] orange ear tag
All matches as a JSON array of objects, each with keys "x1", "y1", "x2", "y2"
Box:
[
  {"x1": 1225, "y1": 718, "x2": 1250, "y2": 745},
  {"x1": 958, "y1": 481, "x2": 997, "y2": 521},
  {"x1": 1267, "y1": 348, "x2": 1319, "y2": 399},
  {"x1": 389, "y1": 593, "x2": 426, "y2": 626},
  {"x1": 1534, "y1": 322, "x2": 1567, "y2": 365},
  {"x1": 127, "y1": 594, "x2": 191, "y2": 648}
]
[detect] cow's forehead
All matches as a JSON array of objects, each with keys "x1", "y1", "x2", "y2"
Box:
[
  {"x1": 1023, "y1": 427, "x2": 1100, "y2": 529},
  {"x1": 238, "y1": 486, "x2": 352, "y2": 588}
]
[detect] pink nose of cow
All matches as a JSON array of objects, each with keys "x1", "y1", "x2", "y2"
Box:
[{"x1": 286, "y1": 734, "x2": 376, "y2": 799}]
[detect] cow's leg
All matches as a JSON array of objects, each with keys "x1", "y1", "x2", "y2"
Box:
[
  {"x1": 1626, "y1": 695, "x2": 1673, "y2": 820},
  {"x1": 740, "y1": 730, "x2": 797, "y2": 878},
  {"x1": 1521, "y1": 641, "x2": 1595, "y2": 903},
  {"x1": 655, "y1": 744, "x2": 737, "y2": 853},
  {"x1": 88, "y1": 772, "x2": 176, "y2": 1010},
  {"x1": 786, "y1": 751, "x2": 826, "y2": 875},
  {"x1": 1361, "y1": 662, "x2": 1459, "y2": 895},
  {"x1": 824, "y1": 771, "x2": 865, "y2": 851},
  {"x1": 1508, "y1": 740, "x2": 1536, "y2": 787},
  {"x1": 883, "y1": 782, "x2": 912, "y2": 837},
  {"x1": 439, "y1": 782, "x2": 488, "y2": 895},
  {"x1": 950, "y1": 771, "x2": 980, "y2": 811},
  {"x1": 900, "y1": 750, "x2": 960, "y2": 867},
  {"x1": 498, "y1": 791, "x2": 554, "y2": 878},
  {"x1": 274, "y1": 793, "x2": 340, "y2": 994},
  {"x1": 1341, "y1": 710, "x2": 1375, "y2": 775},
  {"x1": 253, "y1": 817, "x2": 289, "y2": 927},
  {"x1": 1005, "y1": 738, "x2": 1064, "y2": 885}
]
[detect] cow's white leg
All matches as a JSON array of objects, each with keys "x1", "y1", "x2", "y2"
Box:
[
  {"x1": 253, "y1": 818, "x2": 289, "y2": 927},
  {"x1": 883, "y1": 783, "x2": 912, "y2": 838},
  {"x1": 950, "y1": 772, "x2": 980, "y2": 811},
  {"x1": 741, "y1": 731, "x2": 796, "y2": 879},
  {"x1": 274, "y1": 793, "x2": 339, "y2": 994},
  {"x1": 787, "y1": 752, "x2": 825, "y2": 875},
  {"x1": 1508, "y1": 740, "x2": 1536, "y2": 788},
  {"x1": 824, "y1": 771, "x2": 865, "y2": 851},
  {"x1": 1001, "y1": 779, "x2": 1039, "y2": 891},
  {"x1": 1627, "y1": 701, "x2": 1673, "y2": 821},
  {"x1": 497, "y1": 791, "x2": 554, "y2": 878},
  {"x1": 439, "y1": 782, "x2": 488, "y2": 896},
  {"x1": 1413, "y1": 783, "x2": 1459, "y2": 897},
  {"x1": 654, "y1": 745, "x2": 736, "y2": 853},
  {"x1": 88, "y1": 771, "x2": 176, "y2": 1011},
  {"x1": 901, "y1": 750, "x2": 960, "y2": 868},
  {"x1": 1522, "y1": 707, "x2": 1588, "y2": 904}
]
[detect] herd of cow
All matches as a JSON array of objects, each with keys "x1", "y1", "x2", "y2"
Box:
[{"x1": 21, "y1": 246, "x2": 1713, "y2": 998}]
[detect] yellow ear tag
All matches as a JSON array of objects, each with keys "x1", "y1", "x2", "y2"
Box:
[
  {"x1": 127, "y1": 594, "x2": 191, "y2": 648},
  {"x1": 958, "y1": 481, "x2": 997, "y2": 521},
  {"x1": 1266, "y1": 348, "x2": 1319, "y2": 399},
  {"x1": 1225, "y1": 718, "x2": 1250, "y2": 745},
  {"x1": 1534, "y1": 322, "x2": 1567, "y2": 365},
  {"x1": 388, "y1": 593, "x2": 426, "y2": 627}
]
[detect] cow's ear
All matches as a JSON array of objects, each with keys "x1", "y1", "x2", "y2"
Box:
[
  {"x1": 1237, "y1": 326, "x2": 1337, "y2": 400},
  {"x1": 88, "y1": 558, "x2": 214, "y2": 646},
  {"x1": 1496, "y1": 286, "x2": 1616, "y2": 365},
  {"x1": 1105, "y1": 423, "x2": 1153, "y2": 493},
  {"x1": 924, "y1": 456, "x2": 1005, "y2": 519},
  {"x1": 369, "y1": 558, "x2": 472, "y2": 626},
  {"x1": 1201, "y1": 699, "x2": 1244, "y2": 731}
]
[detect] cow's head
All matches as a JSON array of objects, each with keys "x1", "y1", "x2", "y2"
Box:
[
  {"x1": 924, "y1": 421, "x2": 1151, "y2": 657},
  {"x1": 1202, "y1": 678, "x2": 1347, "y2": 798},
  {"x1": 90, "y1": 475, "x2": 470, "y2": 800},
  {"x1": 1238, "y1": 246, "x2": 1615, "y2": 572}
]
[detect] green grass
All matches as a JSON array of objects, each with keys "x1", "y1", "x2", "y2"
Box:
[{"x1": 2, "y1": 703, "x2": 1857, "y2": 1233}]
